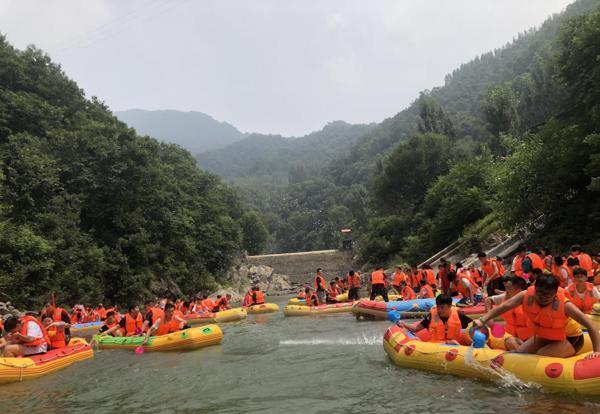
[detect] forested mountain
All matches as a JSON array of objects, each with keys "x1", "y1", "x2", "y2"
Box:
[
  {"x1": 0, "y1": 39, "x2": 266, "y2": 307},
  {"x1": 197, "y1": 121, "x2": 375, "y2": 181},
  {"x1": 115, "y1": 109, "x2": 244, "y2": 154},
  {"x1": 230, "y1": 0, "x2": 600, "y2": 257}
]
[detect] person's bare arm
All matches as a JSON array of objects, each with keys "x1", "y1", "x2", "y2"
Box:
[{"x1": 565, "y1": 302, "x2": 600, "y2": 357}]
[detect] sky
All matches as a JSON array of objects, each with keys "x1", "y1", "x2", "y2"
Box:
[{"x1": 0, "y1": 0, "x2": 575, "y2": 136}]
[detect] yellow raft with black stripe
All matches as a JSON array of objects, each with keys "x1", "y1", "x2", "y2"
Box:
[
  {"x1": 383, "y1": 324, "x2": 600, "y2": 394},
  {"x1": 93, "y1": 325, "x2": 223, "y2": 351},
  {"x1": 0, "y1": 338, "x2": 93, "y2": 384},
  {"x1": 335, "y1": 292, "x2": 401, "y2": 302},
  {"x1": 284, "y1": 302, "x2": 354, "y2": 316},
  {"x1": 245, "y1": 303, "x2": 280, "y2": 314}
]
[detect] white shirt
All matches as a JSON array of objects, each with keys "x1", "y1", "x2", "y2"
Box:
[
  {"x1": 572, "y1": 286, "x2": 600, "y2": 300},
  {"x1": 23, "y1": 320, "x2": 48, "y2": 354}
]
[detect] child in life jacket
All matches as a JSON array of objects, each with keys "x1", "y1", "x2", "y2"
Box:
[
  {"x1": 396, "y1": 295, "x2": 473, "y2": 345},
  {"x1": 42, "y1": 316, "x2": 68, "y2": 349},
  {"x1": 473, "y1": 274, "x2": 600, "y2": 358},
  {"x1": 565, "y1": 268, "x2": 600, "y2": 313},
  {"x1": 326, "y1": 281, "x2": 340, "y2": 304}
]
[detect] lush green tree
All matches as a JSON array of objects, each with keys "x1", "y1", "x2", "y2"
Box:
[{"x1": 241, "y1": 210, "x2": 269, "y2": 255}]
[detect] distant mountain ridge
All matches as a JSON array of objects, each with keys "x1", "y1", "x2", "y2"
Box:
[{"x1": 115, "y1": 109, "x2": 244, "y2": 154}]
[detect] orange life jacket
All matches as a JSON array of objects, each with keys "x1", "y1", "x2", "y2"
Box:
[
  {"x1": 97, "y1": 307, "x2": 107, "y2": 319},
  {"x1": 242, "y1": 293, "x2": 253, "y2": 307},
  {"x1": 392, "y1": 271, "x2": 407, "y2": 287},
  {"x1": 456, "y1": 270, "x2": 478, "y2": 298},
  {"x1": 337, "y1": 280, "x2": 346, "y2": 290},
  {"x1": 314, "y1": 275, "x2": 326, "y2": 290},
  {"x1": 46, "y1": 325, "x2": 67, "y2": 349},
  {"x1": 306, "y1": 292, "x2": 318, "y2": 306},
  {"x1": 155, "y1": 314, "x2": 181, "y2": 336},
  {"x1": 419, "y1": 284, "x2": 434, "y2": 298},
  {"x1": 513, "y1": 256, "x2": 524, "y2": 277},
  {"x1": 428, "y1": 307, "x2": 462, "y2": 342},
  {"x1": 371, "y1": 270, "x2": 385, "y2": 285},
  {"x1": 551, "y1": 263, "x2": 571, "y2": 288},
  {"x1": 409, "y1": 271, "x2": 421, "y2": 288},
  {"x1": 401, "y1": 285, "x2": 416, "y2": 300},
  {"x1": 501, "y1": 295, "x2": 533, "y2": 341},
  {"x1": 522, "y1": 286, "x2": 567, "y2": 341},
  {"x1": 566, "y1": 283, "x2": 597, "y2": 313},
  {"x1": 326, "y1": 286, "x2": 339, "y2": 299},
  {"x1": 496, "y1": 260, "x2": 506, "y2": 277},
  {"x1": 253, "y1": 290, "x2": 265, "y2": 305},
  {"x1": 576, "y1": 253, "x2": 594, "y2": 276},
  {"x1": 201, "y1": 298, "x2": 215, "y2": 311},
  {"x1": 526, "y1": 253, "x2": 544, "y2": 272},
  {"x1": 347, "y1": 274, "x2": 360, "y2": 288},
  {"x1": 124, "y1": 313, "x2": 143, "y2": 336},
  {"x1": 297, "y1": 291, "x2": 306, "y2": 299},
  {"x1": 48, "y1": 307, "x2": 65, "y2": 323},
  {"x1": 423, "y1": 269, "x2": 436, "y2": 285},
  {"x1": 481, "y1": 259, "x2": 499, "y2": 280},
  {"x1": 19, "y1": 316, "x2": 51, "y2": 348}
]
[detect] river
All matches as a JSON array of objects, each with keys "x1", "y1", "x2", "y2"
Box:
[{"x1": 2, "y1": 295, "x2": 600, "y2": 413}]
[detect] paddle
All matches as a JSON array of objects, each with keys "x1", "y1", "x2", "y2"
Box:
[{"x1": 135, "y1": 346, "x2": 145, "y2": 355}]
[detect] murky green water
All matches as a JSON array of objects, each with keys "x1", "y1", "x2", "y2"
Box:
[{"x1": 2, "y1": 295, "x2": 600, "y2": 413}]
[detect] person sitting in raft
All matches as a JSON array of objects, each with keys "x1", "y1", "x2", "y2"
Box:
[
  {"x1": 305, "y1": 287, "x2": 319, "y2": 306},
  {"x1": 473, "y1": 274, "x2": 600, "y2": 358},
  {"x1": 448, "y1": 270, "x2": 477, "y2": 305},
  {"x1": 326, "y1": 281, "x2": 340, "y2": 304},
  {"x1": 98, "y1": 311, "x2": 119, "y2": 336},
  {"x1": 40, "y1": 303, "x2": 71, "y2": 343},
  {"x1": 201, "y1": 295, "x2": 215, "y2": 312},
  {"x1": 335, "y1": 276, "x2": 346, "y2": 292},
  {"x1": 296, "y1": 289, "x2": 307, "y2": 300},
  {"x1": 2, "y1": 314, "x2": 50, "y2": 357},
  {"x1": 396, "y1": 295, "x2": 473, "y2": 345},
  {"x1": 42, "y1": 317, "x2": 68, "y2": 349},
  {"x1": 369, "y1": 266, "x2": 389, "y2": 302},
  {"x1": 213, "y1": 294, "x2": 232, "y2": 311},
  {"x1": 100, "y1": 305, "x2": 144, "y2": 337},
  {"x1": 252, "y1": 286, "x2": 265, "y2": 305},
  {"x1": 552, "y1": 256, "x2": 573, "y2": 287},
  {"x1": 391, "y1": 265, "x2": 407, "y2": 295},
  {"x1": 242, "y1": 290, "x2": 254, "y2": 307},
  {"x1": 417, "y1": 279, "x2": 435, "y2": 299},
  {"x1": 142, "y1": 303, "x2": 187, "y2": 344},
  {"x1": 399, "y1": 280, "x2": 416, "y2": 300},
  {"x1": 566, "y1": 268, "x2": 600, "y2": 313},
  {"x1": 484, "y1": 276, "x2": 531, "y2": 350}
]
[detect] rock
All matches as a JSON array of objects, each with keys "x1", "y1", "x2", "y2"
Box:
[{"x1": 221, "y1": 263, "x2": 296, "y2": 300}]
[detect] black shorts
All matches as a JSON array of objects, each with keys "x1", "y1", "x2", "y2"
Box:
[{"x1": 567, "y1": 335, "x2": 585, "y2": 353}]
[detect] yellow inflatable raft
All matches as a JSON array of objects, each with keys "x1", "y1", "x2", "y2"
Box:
[
  {"x1": 284, "y1": 302, "x2": 354, "y2": 316},
  {"x1": 335, "y1": 292, "x2": 401, "y2": 302},
  {"x1": 246, "y1": 303, "x2": 280, "y2": 314},
  {"x1": 93, "y1": 325, "x2": 223, "y2": 351},
  {"x1": 383, "y1": 325, "x2": 600, "y2": 394},
  {"x1": 214, "y1": 307, "x2": 247, "y2": 323},
  {"x1": 0, "y1": 338, "x2": 93, "y2": 384}
]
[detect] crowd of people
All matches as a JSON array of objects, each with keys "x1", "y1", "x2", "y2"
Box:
[{"x1": 0, "y1": 287, "x2": 269, "y2": 357}]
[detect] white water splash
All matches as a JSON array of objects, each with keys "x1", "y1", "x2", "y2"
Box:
[
  {"x1": 463, "y1": 346, "x2": 542, "y2": 392},
  {"x1": 280, "y1": 334, "x2": 381, "y2": 346}
]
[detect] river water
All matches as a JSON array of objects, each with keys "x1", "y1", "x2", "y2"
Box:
[{"x1": 2, "y1": 295, "x2": 600, "y2": 413}]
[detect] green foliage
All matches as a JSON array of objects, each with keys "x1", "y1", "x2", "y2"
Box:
[
  {"x1": 0, "y1": 37, "x2": 247, "y2": 307},
  {"x1": 240, "y1": 210, "x2": 269, "y2": 255}
]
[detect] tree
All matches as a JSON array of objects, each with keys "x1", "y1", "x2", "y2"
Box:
[{"x1": 240, "y1": 211, "x2": 269, "y2": 255}]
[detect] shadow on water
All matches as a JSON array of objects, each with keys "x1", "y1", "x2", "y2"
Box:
[{"x1": 1, "y1": 295, "x2": 600, "y2": 414}]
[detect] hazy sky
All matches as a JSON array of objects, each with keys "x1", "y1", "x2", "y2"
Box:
[{"x1": 0, "y1": 0, "x2": 574, "y2": 136}]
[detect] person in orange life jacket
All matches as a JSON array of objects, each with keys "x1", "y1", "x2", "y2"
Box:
[
  {"x1": 484, "y1": 276, "x2": 530, "y2": 350},
  {"x1": 369, "y1": 266, "x2": 389, "y2": 302},
  {"x1": 42, "y1": 316, "x2": 67, "y2": 349},
  {"x1": 242, "y1": 290, "x2": 254, "y2": 307},
  {"x1": 417, "y1": 279, "x2": 435, "y2": 299},
  {"x1": 346, "y1": 270, "x2": 361, "y2": 301},
  {"x1": 335, "y1": 277, "x2": 346, "y2": 292},
  {"x1": 409, "y1": 264, "x2": 421, "y2": 292},
  {"x1": 593, "y1": 252, "x2": 600, "y2": 285},
  {"x1": 477, "y1": 252, "x2": 504, "y2": 297},
  {"x1": 142, "y1": 302, "x2": 187, "y2": 345},
  {"x1": 296, "y1": 289, "x2": 307, "y2": 300},
  {"x1": 399, "y1": 281, "x2": 416, "y2": 300},
  {"x1": 421, "y1": 264, "x2": 437, "y2": 290},
  {"x1": 326, "y1": 281, "x2": 340, "y2": 304},
  {"x1": 314, "y1": 268, "x2": 327, "y2": 304},
  {"x1": 0, "y1": 328, "x2": 6, "y2": 355},
  {"x1": 437, "y1": 262, "x2": 450, "y2": 295},
  {"x1": 304, "y1": 288, "x2": 319, "y2": 306},
  {"x1": 41, "y1": 303, "x2": 71, "y2": 334},
  {"x1": 473, "y1": 274, "x2": 600, "y2": 358},
  {"x1": 397, "y1": 295, "x2": 473, "y2": 345},
  {"x1": 552, "y1": 256, "x2": 573, "y2": 287},
  {"x1": 448, "y1": 269, "x2": 477, "y2": 305},
  {"x1": 96, "y1": 304, "x2": 107, "y2": 320},
  {"x1": 98, "y1": 311, "x2": 120, "y2": 336},
  {"x1": 142, "y1": 300, "x2": 162, "y2": 333},
  {"x1": 2, "y1": 314, "x2": 50, "y2": 357},
  {"x1": 510, "y1": 245, "x2": 528, "y2": 278},
  {"x1": 566, "y1": 268, "x2": 600, "y2": 313},
  {"x1": 570, "y1": 244, "x2": 594, "y2": 278},
  {"x1": 520, "y1": 249, "x2": 545, "y2": 280},
  {"x1": 251, "y1": 286, "x2": 265, "y2": 305},
  {"x1": 391, "y1": 265, "x2": 405, "y2": 294},
  {"x1": 540, "y1": 248, "x2": 553, "y2": 271},
  {"x1": 212, "y1": 294, "x2": 232, "y2": 312},
  {"x1": 101, "y1": 305, "x2": 144, "y2": 337}
]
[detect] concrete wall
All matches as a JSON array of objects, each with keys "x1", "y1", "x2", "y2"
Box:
[{"x1": 244, "y1": 250, "x2": 354, "y2": 284}]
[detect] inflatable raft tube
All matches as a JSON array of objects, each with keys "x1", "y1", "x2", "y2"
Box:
[
  {"x1": 288, "y1": 298, "x2": 306, "y2": 306},
  {"x1": 353, "y1": 298, "x2": 438, "y2": 320},
  {"x1": 214, "y1": 307, "x2": 247, "y2": 323},
  {"x1": 383, "y1": 325, "x2": 600, "y2": 394},
  {"x1": 71, "y1": 321, "x2": 103, "y2": 335},
  {"x1": 93, "y1": 325, "x2": 223, "y2": 351},
  {"x1": 246, "y1": 303, "x2": 280, "y2": 314},
  {"x1": 284, "y1": 302, "x2": 355, "y2": 316},
  {"x1": 0, "y1": 338, "x2": 93, "y2": 384},
  {"x1": 335, "y1": 293, "x2": 401, "y2": 302}
]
